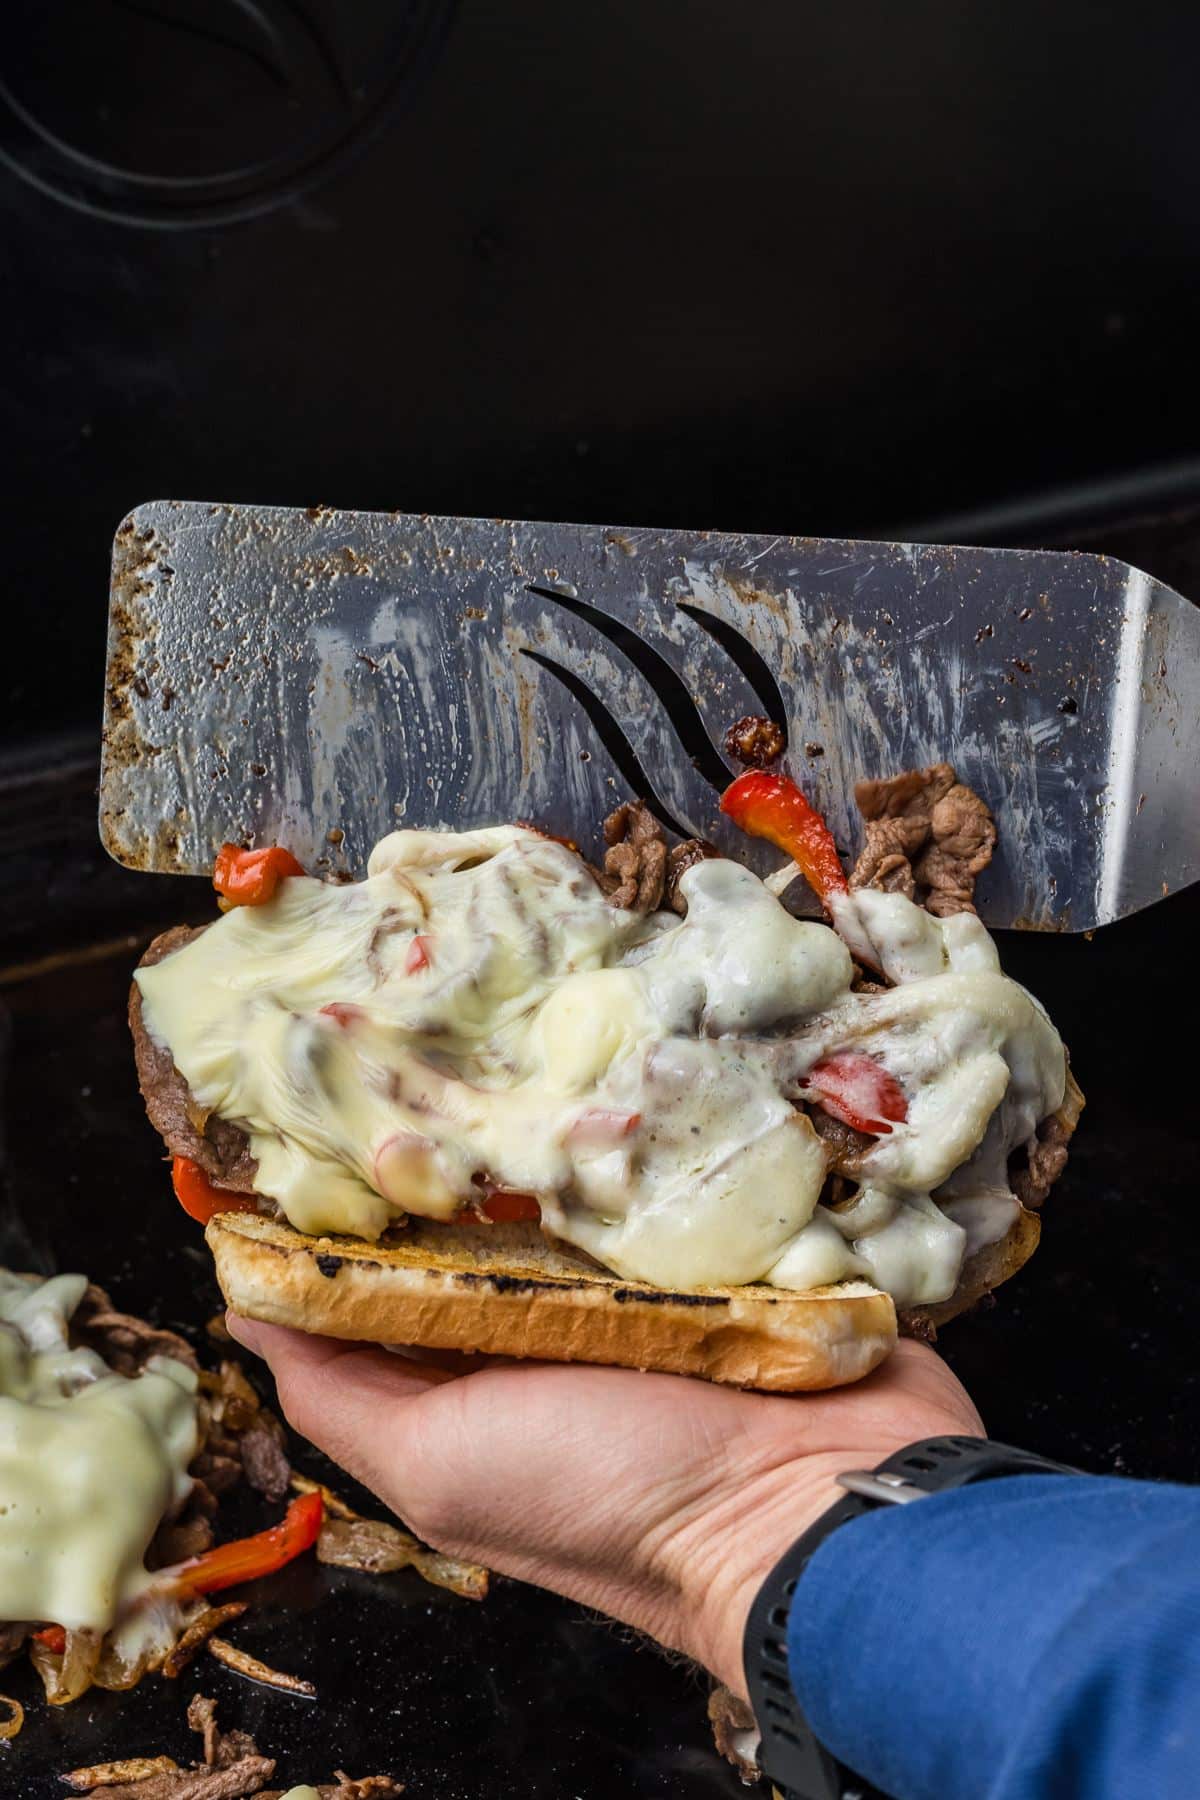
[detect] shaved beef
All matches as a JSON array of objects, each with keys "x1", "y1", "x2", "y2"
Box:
[
  {"x1": 190, "y1": 1451, "x2": 241, "y2": 1496},
  {"x1": 197, "y1": 1362, "x2": 290, "y2": 1500},
  {"x1": 188, "y1": 1695, "x2": 261, "y2": 1772},
  {"x1": 917, "y1": 784, "x2": 998, "y2": 917},
  {"x1": 151, "y1": 1512, "x2": 214, "y2": 1567},
  {"x1": 600, "y1": 801, "x2": 667, "y2": 912},
  {"x1": 897, "y1": 1310, "x2": 939, "y2": 1344},
  {"x1": 238, "y1": 1416, "x2": 291, "y2": 1504},
  {"x1": 149, "y1": 1474, "x2": 218, "y2": 1571},
  {"x1": 204, "y1": 1741, "x2": 263, "y2": 1777},
  {"x1": 723, "y1": 714, "x2": 785, "y2": 769},
  {"x1": 809, "y1": 1108, "x2": 873, "y2": 1171},
  {"x1": 850, "y1": 763, "x2": 995, "y2": 916},
  {"x1": 707, "y1": 1684, "x2": 760, "y2": 1781},
  {"x1": 130, "y1": 927, "x2": 258, "y2": 1193},
  {"x1": 1011, "y1": 1110, "x2": 1073, "y2": 1210},
  {"x1": 210, "y1": 1359, "x2": 266, "y2": 1431},
  {"x1": 84, "y1": 1761, "x2": 274, "y2": 1799},
  {"x1": 71, "y1": 1698, "x2": 398, "y2": 1799},
  {"x1": 74, "y1": 1282, "x2": 198, "y2": 1375},
  {"x1": 665, "y1": 839, "x2": 719, "y2": 914}
]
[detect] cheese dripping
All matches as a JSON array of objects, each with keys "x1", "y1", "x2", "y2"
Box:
[
  {"x1": 136, "y1": 829, "x2": 1066, "y2": 1307},
  {"x1": 0, "y1": 1270, "x2": 198, "y2": 1633}
]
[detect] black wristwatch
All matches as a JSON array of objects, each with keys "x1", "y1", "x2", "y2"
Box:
[{"x1": 742, "y1": 1435, "x2": 1080, "y2": 1800}]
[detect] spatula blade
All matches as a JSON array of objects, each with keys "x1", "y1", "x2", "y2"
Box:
[{"x1": 100, "y1": 501, "x2": 1200, "y2": 930}]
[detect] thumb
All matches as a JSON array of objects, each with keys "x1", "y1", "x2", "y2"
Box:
[{"x1": 225, "y1": 1312, "x2": 447, "y2": 1495}]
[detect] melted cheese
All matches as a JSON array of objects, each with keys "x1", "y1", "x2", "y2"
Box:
[
  {"x1": 0, "y1": 1271, "x2": 198, "y2": 1632},
  {"x1": 135, "y1": 830, "x2": 1067, "y2": 1307}
]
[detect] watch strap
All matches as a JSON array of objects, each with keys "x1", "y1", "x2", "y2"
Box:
[{"x1": 743, "y1": 1434, "x2": 1080, "y2": 1800}]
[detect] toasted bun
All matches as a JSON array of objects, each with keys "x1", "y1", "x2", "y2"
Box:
[
  {"x1": 207, "y1": 1212, "x2": 898, "y2": 1392},
  {"x1": 205, "y1": 1070, "x2": 1082, "y2": 1391}
]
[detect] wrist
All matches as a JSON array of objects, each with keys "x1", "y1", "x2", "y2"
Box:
[{"x1": 669, "y1": 1450, "x2": 866, "y2": 1698}]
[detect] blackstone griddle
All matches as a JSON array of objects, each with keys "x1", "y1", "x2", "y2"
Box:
[{"x1": 0, "y1": 505, "x2": 1198, "y2": 1796}]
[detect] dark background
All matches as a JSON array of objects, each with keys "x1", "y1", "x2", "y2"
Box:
[
  {"x1": 4, "y1": 0, "x2": 1200, "y2": 750},
  {"x1": 3, "y1": 4, "x2": 1200, "y2": 1796}
]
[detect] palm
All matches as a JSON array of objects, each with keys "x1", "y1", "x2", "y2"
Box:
[{"x1": 233, "y1": 1322, "x2": 980, "y2": 1690}]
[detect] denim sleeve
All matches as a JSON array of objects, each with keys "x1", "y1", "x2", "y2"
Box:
[{"x1": 786, "y1": 1474, "x2": 1200, "y2": 1800}]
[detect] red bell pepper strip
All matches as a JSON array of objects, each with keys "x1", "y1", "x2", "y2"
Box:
[
  {"x1": 319, "y1": 1002, "x2": 365, "y2": 1028},
  {"x1": 478, "y1": 1190, "x2": 542, "y2": 1223},
  {"x1": 168, "y1": 1491, "x2": 324, "y2": 1601},
  {"x1": 213, "y1": 844, "x2": 305, "y2": 908},
  {"x1": 404, "y1": 935, "x2": 432, "y2": 974},
  {"x1": 33, "y1": 1625, "x2": 66, "y2": 1655},
  {"x1": 460, "y1": 1179, "x2": 542, "y2": 1224},
  {"x1": 805, "y1": 1051, "x2": 907, "y2": 1136},
  {"x1": 172, "y1": 1156, "x2": 260, "y2": 1226},
  {"x1": 720, "y1": 771, "x2": 848, "y2": 905}
]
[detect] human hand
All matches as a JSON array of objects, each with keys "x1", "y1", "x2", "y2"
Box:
[{"x1": 226, "y1": 1320, "x2": 981, "y2": 1697}]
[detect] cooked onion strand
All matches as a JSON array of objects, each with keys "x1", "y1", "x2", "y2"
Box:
[
  {"x1": 162, "y1": 1602, "x2": 247, "y2": 1678},
  {"x1": 205, "y1": 1635, "x2": 315, "y2": 1696},
  {"x1": 62, "y1": 1756, "x2": 180, "y2": 1790}
]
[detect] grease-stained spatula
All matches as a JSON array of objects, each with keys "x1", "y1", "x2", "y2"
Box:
[{"x1": 99, "y1": 502, "x2": 1200, "y2": 930}]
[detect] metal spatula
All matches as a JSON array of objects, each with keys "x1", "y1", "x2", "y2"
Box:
[{"x1": 99, "y1": 501, "x2": 1200, "y2": 931}]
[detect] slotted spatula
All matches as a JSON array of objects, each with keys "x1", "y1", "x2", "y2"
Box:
[{"x1": 99, "y1": 501, "x2": 1200, "y2": 930}]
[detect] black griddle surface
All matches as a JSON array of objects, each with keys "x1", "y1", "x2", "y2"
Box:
[
  {"x1": 0, "y1": 933, "x2": 750, "y2": 1798},
  {"x1": 2, "y1": 873, "x2": 1198, "y2": 1796}
]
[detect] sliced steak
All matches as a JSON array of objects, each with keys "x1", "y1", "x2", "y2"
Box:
[
  {"x1": 707, "y1": 1684, "x2": 760, "y2": 1781},
  {"x1": 238, "y1": 1416, "x2": 291, "y2": 1504},
  {"x1": 665, "y1": 838, "x2": 719, "y2": 914},
  {"x1": 916, "y1": 782, "x2": 997, "y2": 917},
  {"x1": 81, "y1": 1761, "x2": 275, "y2": 1800},
  {"x1": 150, "y1": 1513, "x2": 215, "y2": 1567},
  {"x1": 600, "y1": 801, "x2": 667, "y2": 912},
  {"x1": 130, "y1": 927, "x2": 258, "y2": 1192},
  {"x1": 190, "y1": 1450, "x2": 241, "y2": 1496},
  {"x1": 850, "y1": 763, "x2": 996, "y2": 917},
  {"x1": 808, "y1": 1107, "x2": 873, "y2": 1172},
  {"x1": 1010, "y1": 1108, "x2": 1073, "y2": 1210},
  {"x1": 74, "y1": 1282, "x2": 199, "y2": 1375},
  {"x1": 187, "y1": 1694, "x2": 262, "y2": 1771}
]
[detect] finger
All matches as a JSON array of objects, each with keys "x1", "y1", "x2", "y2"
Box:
[
  {"x1": 225, "y1": 1312, "x2": 454, "y2": 1496},
  {"x1": 227, "y1": 1312, "x2": 455, "y2": 1387}
]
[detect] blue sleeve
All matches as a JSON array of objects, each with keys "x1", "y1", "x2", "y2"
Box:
[{"x1": 786, "y1": 1475, "x2": 1200, "y2": 1800}]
